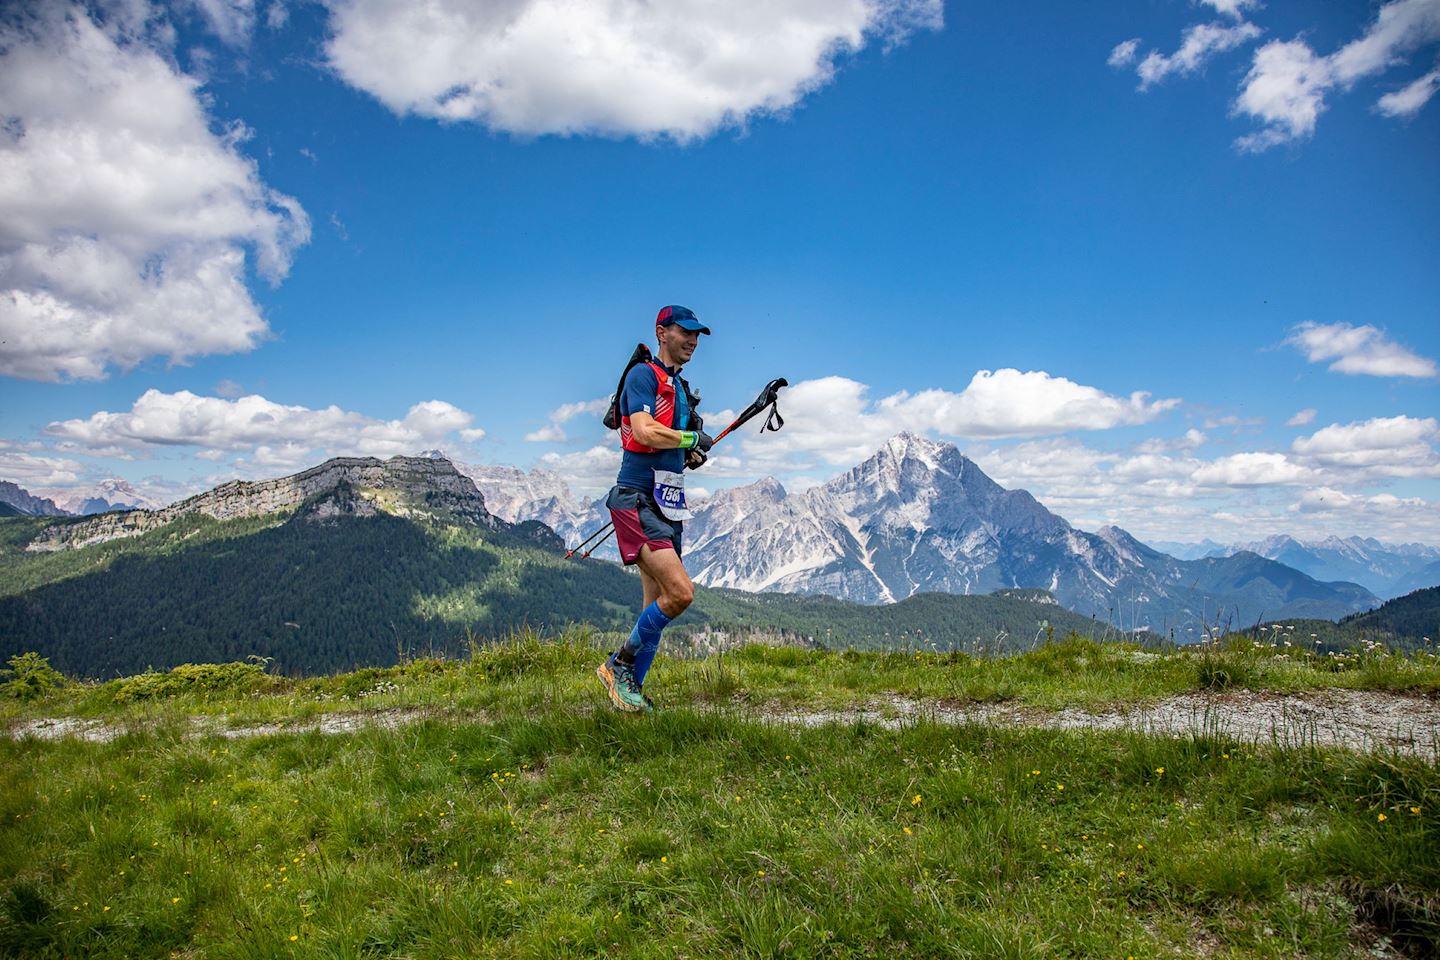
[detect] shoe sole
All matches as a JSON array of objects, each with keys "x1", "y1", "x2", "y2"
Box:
[{"x1": 596, "y1": 662, "x2": 644, "y2": 713}]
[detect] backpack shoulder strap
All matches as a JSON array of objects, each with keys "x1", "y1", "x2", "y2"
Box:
[{"x1": 603, "y1": 343, "x2": 653, "y2": 430}]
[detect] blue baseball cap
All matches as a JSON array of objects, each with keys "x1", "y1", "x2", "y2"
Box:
[{"x1": 656, "y1": 304, "x2": 710, "y2": 335}]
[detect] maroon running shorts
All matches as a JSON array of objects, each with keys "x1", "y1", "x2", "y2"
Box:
[{"x1": 606, "y1": 485, "x2": 683, "y2": 566}]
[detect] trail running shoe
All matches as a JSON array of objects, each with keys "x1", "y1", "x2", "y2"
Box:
[{"x1": 596, "y1": 653, "x2": 647, "y2": 713}]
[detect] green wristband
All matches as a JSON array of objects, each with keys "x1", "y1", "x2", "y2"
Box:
[{"x1": 678, "y1": 431, "x2": 698, "y2": 450}]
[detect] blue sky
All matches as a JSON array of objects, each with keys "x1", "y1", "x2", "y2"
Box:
[{"x1": 1, "y1": 0, "x2": 1437, "y2": 545}]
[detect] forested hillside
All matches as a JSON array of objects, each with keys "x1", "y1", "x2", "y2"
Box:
[
  {"x1": 0, "y1": 512, "x2": 643, "y2": 677},
  {"x1": 1, "y1": 510, "x2": 1131, "y2": 678}
]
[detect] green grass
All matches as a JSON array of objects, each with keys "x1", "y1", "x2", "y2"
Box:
[{"x1": 2, "y1": 634, "x2": 1438, "y2": 958}]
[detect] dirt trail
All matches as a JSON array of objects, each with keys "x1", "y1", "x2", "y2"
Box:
[
  {"x1": 771, "y1": 688, "x2": 1439, "y2": 760},
  {"x1": 7, "y1": 689, "x2": 1438, "y2": 759}
]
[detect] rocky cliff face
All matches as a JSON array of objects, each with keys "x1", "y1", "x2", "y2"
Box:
[
  {"x1": 27, "y1": 456, "x2": 503, "y2": 551},
  {"x1": 454, "y1": 462, "x2": 608, "y2": 555},
  {"x1": 0, "y1": 481, "x2": 69, "y2": 517}
]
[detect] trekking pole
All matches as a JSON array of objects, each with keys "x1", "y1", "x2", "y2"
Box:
[
  {"x1": 566, "y1": 377, "x2": 788, "y2": 559},
  {"x1": 564, "y1": 523, "x2": 616, "y2": 560}
]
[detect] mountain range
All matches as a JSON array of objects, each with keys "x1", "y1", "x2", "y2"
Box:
[
  {"x1": 1145, "y1": 535, "x2": 1440, "y2": 599},
  {"x1": 677, "y1": 433, "x2": 1378, "y2": 629},
  {"x1": 2, "y1": 434, "x2": 1396, "y2": 637},
  {"x1": 0, "y1": 455, "x2": 1125, "y2": 676},
  {"x1": 0, "y1": 479, "x2": 158, "y2": 517}
]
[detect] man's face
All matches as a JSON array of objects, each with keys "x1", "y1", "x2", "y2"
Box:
[{"x1": 658, "y1": 323, "x2": 700, "y2": 365}]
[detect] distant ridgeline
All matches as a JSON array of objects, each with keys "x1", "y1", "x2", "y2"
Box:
[
  {"x1": 0, "y1": 457, "x2": 643, "y2": 677},
  {"x1": 0, "y1": 457, "x2": 1120, "y2": 678}
]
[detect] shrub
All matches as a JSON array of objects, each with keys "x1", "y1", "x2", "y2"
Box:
[
  {"x1": 1, "y1": 652, "x2": 66, "y2": 701},
  {"x1": 109, "y1": 660, "x2": 275, "y2": 702}
]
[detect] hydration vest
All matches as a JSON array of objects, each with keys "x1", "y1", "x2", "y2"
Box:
[
  {"x1": 621, "y1": 362, "x2": 682, "y2": 453},
  {"x1": 602, "y1": 344, "x2": 700, "y2": 453}
]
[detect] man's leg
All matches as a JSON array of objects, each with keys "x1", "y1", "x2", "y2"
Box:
[
  {"x1": 617, "y1": 545, "x2": 692, "y2": 686},
  {"x1": 634, "y1": 544, "x2": 693, "y2": 618},
  {"x1": 638, "y1": 563, "x2": 661, "y2": 611}
]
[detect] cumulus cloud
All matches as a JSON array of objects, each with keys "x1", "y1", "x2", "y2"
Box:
[
  {"x1": 1289, "y1": 486, "x2": 1440, "y2": 541},
  {"x1": 1286, "y1": 321, "x2": 1437, "y2": 378},
  {"x1": 537, "y1": 444, "x2": 622, "y2": 498},
  {"x1": 0, "y1": 450, "x2": 83, "y2": 486},
  {"x1": 322, "y1": 0, "x2": 942, "y2": 141},
  {"x1": 1234, "y1": 0, "x2": 1440, "y2": 150},
  {"x1": 921, "y1": 369, "x2": 1179, "y2": 437},
  {"x1": 1376, "y1": 67, "x2": 1440, "y2": 116},
  {"x1": 525, "y1": 398, "x2": 608, "y2": 443},
  {"x1": 0, "y1": 6, "x2": 309, "y2": 382},
  {"x1": 1134, "y1": 20, "x2": 1263, "y2": 89},
  {"x1": 44, "y1": 390, "x2": 481, "y2": 464},
  {"x1": 1134, "y1": 429, "x2": 1207, "y2": 454},
  {"x1": 1191, "y1": 451, "x2": 1315, "y2": 486},
  {"x1": 1286, "y1": 408, "x2": 1317, "y2": 427},
  {"x1": 737, "y1": 370, "x2": 1179, "y2": 472},
  {"x1": 1294, "y1": 486, "x2": 1427, "y2": 514},
  {"x1": 1291, "y1": 415, "x2": 1440, "y2": 477},
  {"x1": 972, "y1": 431, "x2": 1440, "y2": 543}
]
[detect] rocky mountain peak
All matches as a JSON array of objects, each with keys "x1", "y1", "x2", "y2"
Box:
[{"x1": 28, "y1": 455, "x2": 500, "y2": 552}]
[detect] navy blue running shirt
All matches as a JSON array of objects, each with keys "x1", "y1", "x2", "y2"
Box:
[{"x1": 616, "y1": 361, "x2": 692, "y2": 491}]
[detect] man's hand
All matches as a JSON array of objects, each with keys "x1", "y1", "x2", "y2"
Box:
[
  {"x1": 678, "y1": 429, "x2": 714, "y2": 452},
  {"x1": 686, "y1": 448, "x2": 708, "y2": 470}
]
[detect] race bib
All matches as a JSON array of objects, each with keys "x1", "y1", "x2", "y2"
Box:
[{"x1": 652, "y1": 469, "x2": 692, "y2": 521}]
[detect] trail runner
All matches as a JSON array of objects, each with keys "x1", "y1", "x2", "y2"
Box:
[{"x1": 596, "y1": 305, "x2": 714, "y2": 712}]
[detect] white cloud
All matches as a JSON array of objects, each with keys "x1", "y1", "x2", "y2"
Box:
[
  {"x1": 525, "y1": 398, "x2": 608, "y2": 442},
  {"x1": 736, "y1": 376, "x2": 900, "y2": 468},
  {"x1": 1134, "y1": 428, "x2": 1207, "y2": 454},
  {"x1": 736, "y1": 371, "x2": 1178, "y2": 473},
  {"x1": 974, "y1": 438, "x2": 1119, "y2": 491},
  {"x1": 0, "y1": 6, "x2": 309, "y2": 382},
  {"x1": 1135, "y1": 20, "x2": 1263, "y2": 89},
  {"x1": 920, "y1": 369, "x2": 1179, "y2": 437},
  {"x1": 1108, "y1": 38, "x2": 1141, "y2": 68},
  {"x1": 1294, "y1": 486, "x2": 1426, "y2": 514},
  {"x1": 458, "y1": 428, "x2": 488, "y2": 443},
  {"x1": 1285, "y1": 408, "x2": 1317, "y2": 427},
  {"x1": 537, "y1": 444, "x2": 622, "y2": 498},
  {"x1": 1286, "y1": 321, "x2": 1437, "y2": 378},
  {"x1": 1376, "y1": 67, "x2": 1440, "y2": 116},
  {"x1": 44, "y1": 390, "x2": 481, "y2": 461},
  {"x1": 1291, "y1": 415, "x2": 1440, "y2": 477},
  {"x1": 525, "y1": 425, "x2": 567, "y2": 444},
  {"x1": 1234, "y1": 0, "x2": 1440, "y2": 150},
  {"x1": 183, "y1": 0, "x2": 257, "y2": 46},
  {"x1": 1191, "y1": 451, "x2": 1315, "y2": 486},
  {"x1": 322, "y1": 0, "x2": 942, "y2": 141},
  {"x1": 0, "y1": 451, "x2": 83, "y2": 486},
  {"x1": 1290, "y1": 486, "x2": 1439, "y2": 541},
  {"x1": 1199, "y1": 0, "x2": 1259, "y2": 19}
]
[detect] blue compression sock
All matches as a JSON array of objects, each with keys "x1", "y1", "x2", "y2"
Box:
[{"x1": 619, "y1": 601, "x2": 673, "y2": 687}]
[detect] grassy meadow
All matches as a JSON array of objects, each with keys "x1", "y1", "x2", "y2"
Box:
[{"x1": 1, "y1": 633, "x2": 1437, "y2": 958}]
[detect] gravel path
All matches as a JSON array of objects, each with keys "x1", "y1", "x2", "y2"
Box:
[
  {"x1": 769, "y1": 688, "x2": 1439, "y2": 760},
  {"x1": 8, "y1": 689, "x2": 1438, "y2": 759}
]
